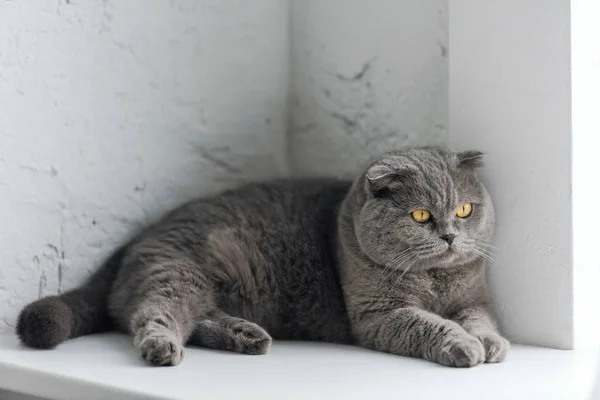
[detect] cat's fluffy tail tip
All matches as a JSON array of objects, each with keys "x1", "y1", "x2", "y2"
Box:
[{"x1": 16, "y1": 296, "x2": 72, "y2": 349}]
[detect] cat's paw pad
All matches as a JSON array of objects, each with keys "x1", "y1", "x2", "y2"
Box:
[
  {"x1": 230, "y1": 320, "x2": 272, "y2": 355},
  {"x1": 437, "y1": 334, "x2": 485, "y2": 368},
  {"x1": 135, "y1": 330, "x2": 184, "y2": 366},
  {"x1": 478, "y1": 334, "x2": 510, "y2": 363}
]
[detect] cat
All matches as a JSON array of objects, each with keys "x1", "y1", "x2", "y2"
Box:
[{"x1": 16, "y1": 147, "x2": 509, "y2": 367}]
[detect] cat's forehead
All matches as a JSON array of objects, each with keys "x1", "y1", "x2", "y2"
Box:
[
  {"x1": 381, "y1": 148, "x2": 455, "y2": 171},
  {"x1": 388, "y1": 153, "x2": 483, "y2": 209}
]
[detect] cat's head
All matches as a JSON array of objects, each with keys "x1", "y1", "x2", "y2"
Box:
[{"x1": 352, "y1": 147, "x2": 494, "y2": 270}]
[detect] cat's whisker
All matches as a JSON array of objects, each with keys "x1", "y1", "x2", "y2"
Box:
[
  {"x1": 471, "y1": 247, "x2": 495, "y2": 263},
  {"x1": 388, "y1": 248, "x2": 412, "y2": 268},
  {"x1": 413, "y1": 243, "x2": 438, "y2": 253},
  {"x1": 380, "y1": 250, "x2": 417, "y2": 283},
  {"x1": 479, "y1": 249, "x2": 496, "y2": 258},
  {"x1": 473, "y1": 240, "x2": 498, "y2": 250},
  {"x1": 380, "y1": 251, "x2": 417, "y2": 285},
  {"x1": 471, "y1": 249, "x2": 489, "y2": 262},
  {"x1": 475, "y1": 245, "x2": 496, "y2": 258},
  {"x1": 477, "y1": 242, "x2": 498, "y2": 250},
  {"x1": 388, "y1": 254, "x2": 421, "y2": 292},
  {"x1": 379, "y1": 248, "x2": 412, "y2": 283}
]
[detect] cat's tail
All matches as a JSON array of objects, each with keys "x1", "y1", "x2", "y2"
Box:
[{"x1": 16, "y1": 246, "x2": 126, "y2": 349}]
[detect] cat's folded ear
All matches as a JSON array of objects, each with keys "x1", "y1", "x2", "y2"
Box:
[
  {"x1": 365, "y1": 161, "x2": 416, "y2": 196},
  {"x1": 456, "y1": 150, "x2": 485, "y2": 169}
]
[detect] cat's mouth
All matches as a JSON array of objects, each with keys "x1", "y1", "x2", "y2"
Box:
[
  {"x1": 430, "y1": 243, "x2": 464, "y2": 259},
  {"x1": 422, "y1": 246, "x2": 454, "y2": 260},
  {"x1": 412, "y1": 242, "x2": 466, "y2": 262}
]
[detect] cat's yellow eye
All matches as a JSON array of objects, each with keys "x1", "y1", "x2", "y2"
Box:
[
  {"x1": 456, "y1": 202, "x2": 473, "y2": 218},
  {"x1": 411, "y1": 209, "x2": 431, "y2": 223}
]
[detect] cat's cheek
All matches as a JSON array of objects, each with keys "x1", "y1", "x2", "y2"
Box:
[{"x1": 356, "y1": 213, "x2": 406, "y2": 265}]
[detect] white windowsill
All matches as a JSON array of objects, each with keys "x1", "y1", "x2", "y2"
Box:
[{"x1": 0, "y1": 333, "x2": 598, "y2": 400}]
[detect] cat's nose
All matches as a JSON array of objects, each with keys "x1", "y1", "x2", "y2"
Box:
[{"x1": 440, "y1": 233, "x2": 456, "y2": 245}]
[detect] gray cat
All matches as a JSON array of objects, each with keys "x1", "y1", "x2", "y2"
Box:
[{"x1": 16, "y1": 147, "x2": 509, "y2": 367}]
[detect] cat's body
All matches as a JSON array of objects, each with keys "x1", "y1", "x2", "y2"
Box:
[
  {"x1": 17, "y1": 147, "x2": 509, "y2": 367},
  {"x1": 111, "y1": 179, "x2": 354, "y2": 345}
]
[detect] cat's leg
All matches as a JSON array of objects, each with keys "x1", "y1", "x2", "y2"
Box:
[
  {"x1": 128, "y1": 258, "x2": 212, "y2": 367},
  {"x1": 451, "y1": 305, "x2": 510, "y2": 363},
  {"x1": 187, "y1": 310, "x2": 272, "y2": 355},
  {"x1": 352, "y1": 307, "x2": 485, "y2": 367}
]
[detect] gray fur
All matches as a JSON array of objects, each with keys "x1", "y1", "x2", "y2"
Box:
[{"x1": 17, "y1": 147, "x2": 508, "y2": 367}]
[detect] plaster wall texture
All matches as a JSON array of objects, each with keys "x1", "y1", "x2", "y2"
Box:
[
  {"x1": 572, "y1": 0, "x2": 600, "y2": 351},
  {"x1": 0, "y1": 0, "x2": 290, "y2": 329},
  {"x1": 289, "y1": 0, "x2": 448, "y2": 178}
]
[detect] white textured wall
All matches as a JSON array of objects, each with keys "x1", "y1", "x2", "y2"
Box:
[
  {"x1": 449, "y1": 0, "x2": 572, "y2": 349},
  {"x1": 290, "y1": 0, "x2": 448, "y2": 178},
  {"x1": 0, "y1": 0, "x2": 289, "y2": 330},
  {"x1": 572, "y1": 0, "x2": 600, "y2": 351}
]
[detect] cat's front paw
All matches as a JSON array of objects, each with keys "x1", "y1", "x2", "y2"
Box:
[
  {"x1": 229, "y1": 319, "x2": 272, "y2": 355},
  {"x1": 135, "y1": 329, "x2": 184, "y2": 367},
  {"x1": 478, "y1": 334, "x2": 510, "y2": 363},
  {"x1": 436, "y1": 333, "x2": 485, "y2": 368}
]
